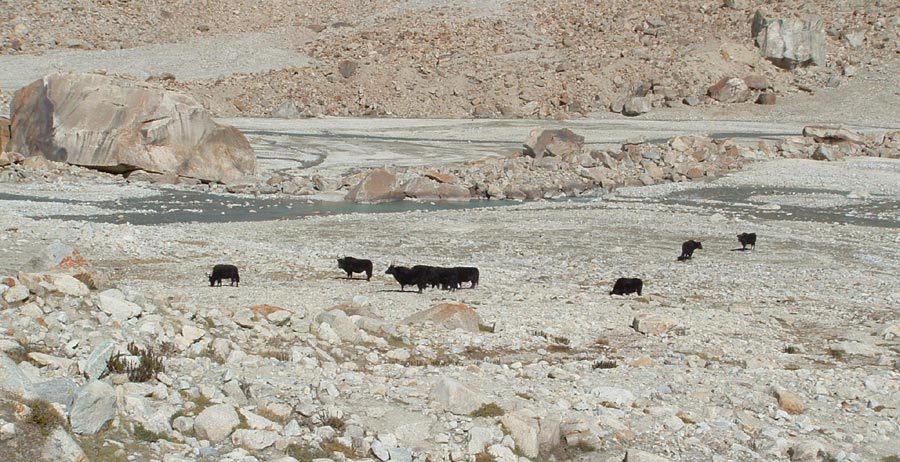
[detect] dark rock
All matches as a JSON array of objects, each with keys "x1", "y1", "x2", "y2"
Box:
[{"x1": 756, "y1": 93, "x2": 777, "y2": 105}]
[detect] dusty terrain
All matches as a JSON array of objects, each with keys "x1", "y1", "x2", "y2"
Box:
[
  {"x1": 1, "y1": 1, "x2": 900, "y2": 462},
  {"x1": 1, "y1": 157, "x2": 899, "y2": 462}
]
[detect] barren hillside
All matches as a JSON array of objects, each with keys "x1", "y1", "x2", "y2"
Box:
[{"x1": 2, "y1": 0, "x2": 899, "y2": 119}]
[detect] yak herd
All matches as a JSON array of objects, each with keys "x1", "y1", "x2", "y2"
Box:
[{"x1": 208, "y1": 233, "x2": 758, "y2": 296}]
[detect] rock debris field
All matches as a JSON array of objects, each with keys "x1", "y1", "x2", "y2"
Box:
[{"x1": 1, "y1": 155, "x2": 899, "y2": 462}]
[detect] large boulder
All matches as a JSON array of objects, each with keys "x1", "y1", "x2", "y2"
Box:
[
  {"x1": 69, "y1": 380, "x2": 116, "y2": 435},
  {"x1": 401, "y1": 303, "x2": 482, "y2": 333},
  {"x1": 523, "y1": 128, "x2": 585, "y2": 160},
  {"x1": 345, "y1": 168, "x2": 405, "y2": 203},
  {"x1": 403, "y1": 176, "x2": 471, "y2": 200},
  {"x1": 9, "y1": 73, "x2": 256, "y2": 183},
  {"x1": 0, "y1": 352, "x2": 34, "y2": 399},
  {"x1": 0, "y1": 116, "x2": 9, "y2": 153},
  {"x1": 194, "y1": 404, "x2": 240, "y2": 442},
  {"x1": 25, "y1": 242, "x2": 109, "y2": 289},
  {"x1": 802, "y1": 125, "x2": 868, "y2": 145},
  {"x1": 429, "y1": 377, "x2": 488, "y2": 415},
  {"x1": 753, "y1": 12, "x2": 825, "y2": 69},
  {"x1": 708, "y1": 77, "x2": 751, "y2": 103}
]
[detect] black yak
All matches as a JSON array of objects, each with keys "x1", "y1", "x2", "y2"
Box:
[
  {"x1": 428, "y1": 266, "x2": 461, "y2": 292},
  {"x1": 385, "y1": 264, "x2": 429, "y2": 293},
  {"x1": 677, "y1": 240, "x2": 703, "y2": 261},
  {"x1": 453, "y1": 267, "x2": 480, "y2": 288},
  {"x1": 737, "y1": 233, "x2": 757, "y2": 250},
  {"x1": 610, "y1": 278, "x2": 643, "y2": 296},
  {"x1": 337, "y1": 257, "x2": 373, "y2": 280},
  {"x1": 209, "y1": 264, "x2": 240, "y2": 287}
]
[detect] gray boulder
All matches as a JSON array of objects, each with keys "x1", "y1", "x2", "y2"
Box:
[
  {"x1": 70, "y1": 380, "x2": 116, "y2": 434},
  {"x1": 622, "y1": 96, "x2": 652, "y2": 117},
  {"x1": 429, "y1": 377, "x2": 488, "y2": 415},
  {"x1": 9, "y1": 73, "x2": 256, "y2": 183},
  {"x1": 753, "y1": 12, "x2": 826, "y2": 69},
  {"x1": 41, "y1": 428, "x2": 88, "y2": 462},
  {"x1": 0, "y1": 352, "x2": 34, "y2": 399}
]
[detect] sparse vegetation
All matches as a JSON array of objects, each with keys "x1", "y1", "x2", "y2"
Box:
[
  {"x1": 470, "y1": 402, "x2": 504, "y2": 418},
  {"x1": 25, "y1": 398, "x2": 66, "y2": 435},
  {"x1": 286, "y1": 443, "x2": 330, "y2": 462},
  {"x1": 260, "y1": 349, "x2": 291, "y2": 362},
  {"x1": 317, "y1": 409, "x2": 346, "y2": 431},
  {"x1": 105, "y1": 342, "x2": 165, "y2": 382},
  {"x1": 475, "y1": 451, "x2": 497, "y2": 462},
  {"x1": 592, "y1": 360, "x2": 618, "y2": 369},
  {"x1": 133, "y1": 423, "x2": 168, "y2": 442}
]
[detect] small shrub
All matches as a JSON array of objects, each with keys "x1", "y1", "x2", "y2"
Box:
[
  {"x1": 26, "y1": 399, "x2": 66, "y2": 435},
  {"x1": 547, "y1": 344, "x2": 571, "y2": 353},
  {"x1": 106, "y1": 343, "x2": 165, "y2": 382},
  {"x1": 286, "y1": 443, "x2": 329, "y2": 462},
  {"x1": 475, "y1": 452, "x2": 497, "y2": 462},
  {"x1": 317, "y1": 410, "x2": 345, "y2": 431},
  {"x1": 260, "y1": 349, "x2": 291, "y2": 362},
  {"x1": 133, "y1": 423, "x2": 167, "y2": 442},
  {"x1": 592, "y1": 360, "x2": 618, "y2": 369},
  {"x1": 470, "y1": 402, "x2": 504, "y2": 418},
  {"x1": 530, "y1": 330, "x2": 549, "y2": 339},
  {"x1": 322, "y1": 439, "x2": 360, "y2": 458}
]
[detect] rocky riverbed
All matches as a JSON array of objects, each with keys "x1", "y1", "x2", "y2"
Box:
[{"x1": 1, "y1": 155, "x2": 899, "y2": 462}]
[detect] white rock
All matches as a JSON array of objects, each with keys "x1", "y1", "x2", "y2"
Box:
[
  {"x1": 386, "y1": 348, "x2": 410, "y2": 362},
  {"x1": 181, "y1": 325, "x2": 206, "y2": 343},
  {"x1": 0, "y1": 353, "x2": 34, "y2": 399},
  {"x1": 591, "y1": 387, "x2": 635, "y2": 409},
  {"x1": 487, "y1": 444, "x2": 518, "y2": 462},
  {"x1": 194, "y1": 404, "x2": 240, "y2": 442},
  {"x1": 231, "y1": 429, "x2": 279, "y2": 450},
  {"x1": 468, "y1": 425, "x2": 503, "y2": 454},
  {"x1": 632, "y1": 312, "x2": 678, "y2": 335},
  {"x1": 46, "y1": 274, "x2": 90, "y2": 296},
  {"x1": 430, "y1": 377, "x2": 488, "y2": 415},
  {"x1": 3, "y1": 284, "x2": 29, "y2": 303},
  {"x1": 98, "y1": 290, "x2": 142, "y2": 322},
  {"x1": 40, "y1": 427, "x2": 89, "y2": 462},
  {"x1": 500, "y1": 409, "x2": 540, "y2": 458}
]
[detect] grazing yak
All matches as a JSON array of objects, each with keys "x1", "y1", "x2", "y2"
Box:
[
  {"x1": 337, "y1": 256, "x2": 373, "y2": 280},
  {"x1": 677, "y1": 240, "x2": 703, "y2": 261},
  {"x1": 453, "y1": 266, "x2": 480, "y2": 288},
  {"x1": 737, "y1": 233, "x2": 757, "y2": 250},
  {"x1": 385, "y1": 264, "x2": 430, "y2": 293},
  {"x1": 208, "y1": 264, "x2": 240, "y2": 287},
  {"x1": 423, "y1": 266, "x2": 457, "y2": 291},
  {"x1": 610, "y1": 278, "x2": 643, "y2": 296}
]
